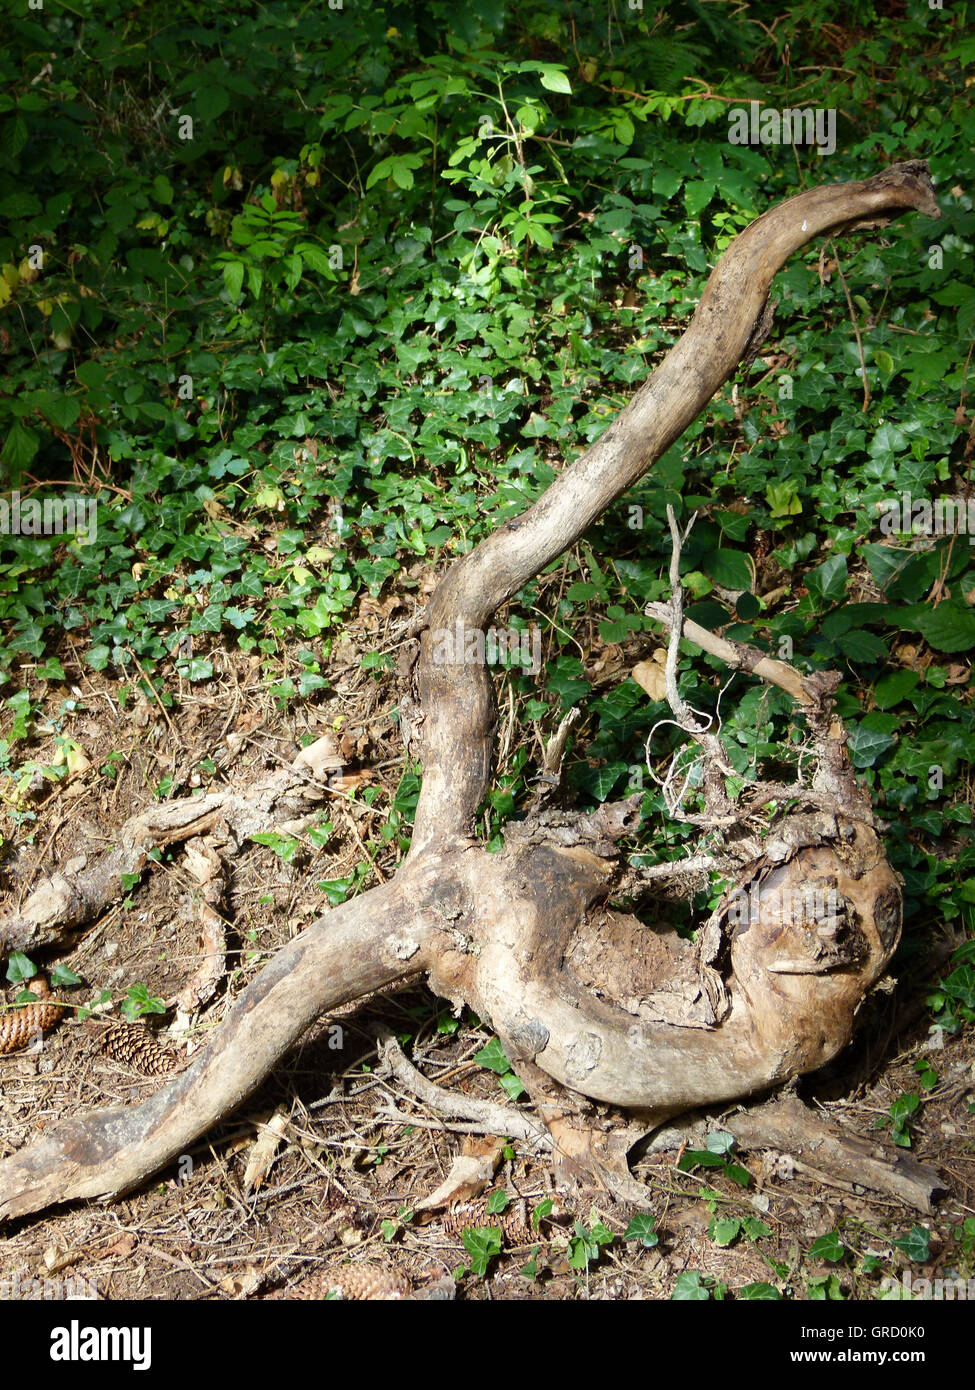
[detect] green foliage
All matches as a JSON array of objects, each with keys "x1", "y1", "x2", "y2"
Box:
[
  {"x1": 678, "y1": 1130, "x2": 752, "y2": 1188},
  {"x1": 567, "y1": 1214, "x2": 614, "y2": 1272},
  {"x1": 810, "y1": 1230, "x2": 847, "y2": 1264},
  {"x1": 623, "y1": 1213, "x2": 659, "y2": 1249},
  {"x1": 461, "y1": 1224, "x2": 503, "y2": 1278},
  {"x1": 0, "y1": 2, "x2": 972, "y2": 1077},
  {"x1": 874, "y1": 1091, "x2": 921, "y2": 1149},
  {"x1": 474, "y1": 1034, "x2": 526, "y2": 1100},
  {"x1": 928, "y1": 939, "x2": 975, "y2": 1035},
  {"x1": 892, "y1": 1225, "x2": 931, "y2": 1263},
  {"x1": 672, "y1": 1270, "x2": 726, "y2": 1301},
  {"x1": 120, "y1": 982, "x2": 167, "y2": 1021}
]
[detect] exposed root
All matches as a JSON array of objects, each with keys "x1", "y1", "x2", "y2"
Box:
[
  {"x1": 645, "y1": 1095, "x2": 945, "y2": 1213},
  {"x1": 0, "y1": 163, "x2": 939, "y2": 1223},
  {"x1": 374, "y1": 1028, "x2": 549, "y2": 1148}
]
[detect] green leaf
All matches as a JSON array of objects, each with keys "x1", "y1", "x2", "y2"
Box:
[
  {"x1": 836, "y1": 629, "x2": 887, "y2": 663},
  {"x1": 175, "y1": 657, "x2": 213, "y2": 682},
  {"x1": 1, "y1": 421, "x2": 39, "y2": 471},
  {"x1": 672, "y1": 1271, "x2": 710, "y2": 1301},
  {"x1": 76, "y1": 361, "x2": 107, "y2": 389},
  {"x1": 5, "y1": 951, "x2": 35, "y2": 984},
  {"x1": 901, "y1": 601, "x2": 975, "y2": 654},
  {"x1": 806, "y1": 554, "x2": 848, "y2": 603},
  {"x1": 222, "y1": 260, "x2": 245, "y2": 302},
  {"x1": 738, "y1": 1282, "x2": 782, "y2": 1300},
  {"x1": 742, "y1": 1216, "x2": 772, "y2": 1242},
  {"x1": 678, "y1": 1149, "x2": 726, "y2": 1170},
  {"x1": 847, "y1": 721, "x2": 895, "y2": 769},
  {"x1": 475, "y1": 1036, "x2": 512, "y2": 1075},
  {"x1": 705, "y1": 1130, "x2": 735, "y2": 1155},
  {"x1": 725, "y1": 1163, "x2": 752, "y2": 1188},
  {"x1": 296, "y1": 242, "x2": 337, "y2": 277},
  {"x1": 710, "y1": 1216, "x2": 741, "y2": 1247},
  {"x1": 196, "y1": 85, "x2": 230, "y2": 121},
  {"x1": 624, "y1": 1214, "x2": 659, "y2": 1248},
  {"x1": 683, "y1": 180, "x2": 714, "y2": 218},
  {"x1": 890, "y1": 1092, "x2": 920, "y2": 1124},
  {"x1": 872, "y1": 670, "x2": 919, "y2": 710},
  {"x1": 1, "y1": 115, "x2": 28, "y2": 160},
  {"x1": 498, "y1": 1070, "x2": 525, "y2": 1101},
  {"x1": 51, "y1": 963, "x2": 82, "y2": 988},
  {"x1": 703, "y1": 549, "x2": 753, "y2": 590},
  {"x1": 537, "y1": 66, "x2": 572, "y2": 94},
  {"x1": 810, "y1": 1230, "x2": 846, "y2": 1263},
  {"x1": 0, "y1": 191, "x2": 41, "y2": 219},
  {"x1": 892, "y1": 1225, "x2": 931, "y2": 1262},
  {"x1": 462, "y1": 1225, "x2": 503, "y2": 1277}
]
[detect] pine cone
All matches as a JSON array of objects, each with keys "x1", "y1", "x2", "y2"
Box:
[
  {"x1": 0, "y1": 978, "x2": 66, "y2": 1054},
  {"x1": 267, "y1": 1266, "x2": 413, "y2": 1300},
  {"x1": 100, "y1": 1022, "x2": 181, "y2": 1076},
  {"x1": 441, "y1": 1196, "x2": 533, "y2": 1245}
]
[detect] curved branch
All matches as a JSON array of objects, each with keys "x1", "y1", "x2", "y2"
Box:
[
  {"x1": 0, "y1": 870, "x2": 441, "y2": 1221},
  {"x1": 411, "y1": 162, "x2": 938, "y2": 847}
]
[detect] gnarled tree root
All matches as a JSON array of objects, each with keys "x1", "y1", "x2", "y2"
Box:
[{"x1": 0, "y1": 162, "x2": 940, "y2": 1225}]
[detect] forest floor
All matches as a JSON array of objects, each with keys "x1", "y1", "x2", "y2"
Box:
[{"x1": 1, "y1": 583, "x2": 972, "y2": 1302}]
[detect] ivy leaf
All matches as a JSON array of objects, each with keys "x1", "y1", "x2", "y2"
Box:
[
  {"x1": 462, "y1": 1225, "x2": 503, "y2": 1277},
  {"x1": 672, "y1": 1271, "x2": 710, "y2": 1300},
  {"x1": 810, "y1": 1230, "x2": 846, "y2": 1263},
  {"x1": 892, "y1": 1225, "x2": 931, "y2": 1262},
  {"x1": 847, "y1": 721, "x2": 896, "y2": 768},
  {"x1": 624, "y1": 1214, "x2": 659, "y2": 1248},
  {"x1": 175, "y1": 657, "x2": 214, "y2": 681},
  {"x1": 5, "y1": 951, "x2": 36, "y2": 984},
  {"x1": 703, "y1": 549, "x2": 753, "y2": 590},
  {"x1": 475, "y1": 1036, "x2": 512, "y2": 1075},
  {"x1": 806, "y1": 554, "x2": 848, "y2": 603}
]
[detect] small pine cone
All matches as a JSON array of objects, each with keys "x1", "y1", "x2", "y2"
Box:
[
  {"x1": 0, "y1": 999, "x2": 66, "y2": 1054},
  {"x1": 100, "y1": 1022, "x2": 180, "y2": 1076},
  {"x1": 268, "y1": 1266, "x2": 413, "y2": 1301},
  {"x1": 441, "y1": 1197, "x2": 533, "y2": 1245},
  {"x1": 0, "y1": 977, "x2": 66, "y2": 1055}
]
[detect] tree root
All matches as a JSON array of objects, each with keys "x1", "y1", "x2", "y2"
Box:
[
  {"x1": 646, "y1": 1095, "x2": 945, "y2": 1213},
  {"x1": 0, "y1": 162, "x2": 941, "y2": 1225}
]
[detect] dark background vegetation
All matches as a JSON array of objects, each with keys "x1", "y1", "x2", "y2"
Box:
[{"x1": 0, "y1": 0, "x2": 973, "y2": 1299}]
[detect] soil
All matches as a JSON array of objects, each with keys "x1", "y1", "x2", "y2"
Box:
[{"x1": 1, "y1": 608, "x2": 972, "y2": 1303}]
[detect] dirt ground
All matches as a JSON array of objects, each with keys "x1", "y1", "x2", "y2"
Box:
[{"x1": 1, "y1": 604, "x2": 972, "y2": 1302}]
